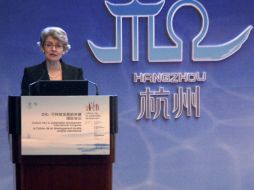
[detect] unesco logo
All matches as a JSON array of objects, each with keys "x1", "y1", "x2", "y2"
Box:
[{"x1": 87, "y1": 0, "x2": 252, "y2": 63}]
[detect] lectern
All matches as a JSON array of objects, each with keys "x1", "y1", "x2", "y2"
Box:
[{"x1": 8, "y1": 81, "x2": 118, "y2": 190}]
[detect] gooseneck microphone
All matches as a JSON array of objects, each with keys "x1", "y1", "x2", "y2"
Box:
[
  {"x1": 86, "y1": 79, "x2": 99, "y2": 95},
  {"x1": 28, "y1": 69, "x2": 46, "y2": 95}
]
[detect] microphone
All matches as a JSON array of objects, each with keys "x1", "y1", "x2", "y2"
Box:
[
  {"x1": 28, "y1": 69, "x2": 46, "y2": 95},
  {"x1": 86, "y1": 79, "x2": 99, "y2": 95}
]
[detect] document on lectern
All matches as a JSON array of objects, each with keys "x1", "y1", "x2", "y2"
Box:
[{"x1": 21, "y1": 96, "x2": 110, "y2": 155}]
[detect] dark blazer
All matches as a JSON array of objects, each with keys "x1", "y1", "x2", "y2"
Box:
[{"x1": 21, "y1": 60, "x2": 84, "y2": 95}]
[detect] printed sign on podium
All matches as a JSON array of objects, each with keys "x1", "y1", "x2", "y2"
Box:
[{"x1": 21, "y1": 96, "x2": 110, "y2": 155}]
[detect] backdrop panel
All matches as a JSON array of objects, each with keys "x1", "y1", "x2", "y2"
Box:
[{"x1": 0, "y1": 0, "x2": 254, "y2": 190}]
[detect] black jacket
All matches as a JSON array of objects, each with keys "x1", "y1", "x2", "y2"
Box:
[{"x1": 21, "y1": 60, "x2": 84, "y2": 95}]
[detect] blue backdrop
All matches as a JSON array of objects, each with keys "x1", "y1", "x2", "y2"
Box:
[{"x1": 1, "y1": 0, "x2": 254, "y2": 189}]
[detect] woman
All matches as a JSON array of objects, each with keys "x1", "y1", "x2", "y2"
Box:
[{"x1": 21, "y1": 26, "x2": 84, "y2": 95}]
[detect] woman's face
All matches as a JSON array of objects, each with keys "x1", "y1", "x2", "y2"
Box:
[{"x1": 42, "y1": 36, "x2": 65, "y2": 62}]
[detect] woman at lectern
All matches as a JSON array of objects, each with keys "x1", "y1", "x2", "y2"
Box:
[{"x1": 21, "y1": 26, "x2": 84, "y2": 95}]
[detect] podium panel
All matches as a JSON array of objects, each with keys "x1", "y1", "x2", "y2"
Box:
[{"x1": 8, "y1": 96, "x2": 118, "y2": 190}]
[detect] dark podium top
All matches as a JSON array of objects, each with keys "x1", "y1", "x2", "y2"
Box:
[{"x1": 28, "y1": 80, "x2": 88, "y2": 96}]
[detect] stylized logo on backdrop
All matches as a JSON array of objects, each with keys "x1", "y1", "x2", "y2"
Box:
[{"x1": 87, "y1": 0, "x2": 252, "y2": 120}]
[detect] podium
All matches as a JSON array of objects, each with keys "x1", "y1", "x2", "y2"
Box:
[{"x1": 8, "y1": 95, "x2": 118, "y2": 190}]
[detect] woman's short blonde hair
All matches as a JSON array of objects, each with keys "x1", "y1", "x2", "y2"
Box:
[{"x1": 37, "y1": 26, "x2": 71, "y2": 52}]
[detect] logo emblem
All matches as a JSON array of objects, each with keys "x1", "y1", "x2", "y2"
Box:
[{"x1": 88, "y1": 0, "x2": 252, "y2": 63}]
